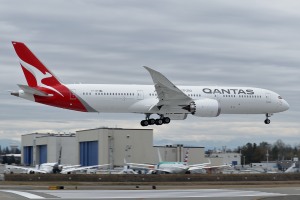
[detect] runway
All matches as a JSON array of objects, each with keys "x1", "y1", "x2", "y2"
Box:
[{"x1": 1, "y1": 187, "x2": 300, "y2": 200}]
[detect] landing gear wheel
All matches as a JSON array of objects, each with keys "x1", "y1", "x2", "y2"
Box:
[
  {"x1": 141, "y1": 120, "x2": 149, "y2": 126},
  {"x1": 155, "y1": 119, "x2": 163, "y2": 125},
  {"x1": 264, "y1": 119, "x2": 270, "y2": 124},
  {"x1": 163, "y1": 117, "x2": 171, "y2": 124},
  {"x1": 148, "y1": 118, "x2": 155, "y2": 125},
  {"x1": 264, "y1": 113, "x2": 272, "y2": 124}
]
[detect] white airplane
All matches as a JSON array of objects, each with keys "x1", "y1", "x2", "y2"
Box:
[
  {"x1": 129, "y1": 161, "x2": 214, "y2": 174},
  {"x1": 10, "y1": 42, "x2": 289, "y2": 126},
  {"x1": 284, "y1": 163, "x2": 299, "y2": 173},
  {"x1": 5, "y1": 147, "x2": 110, "y2": 174},
  {"x1": 125, "y1": 149, "x2": 226, "y2": 174},
  {"x1": 5, "y1": 163, "x2": 109, "y2": 174},
  {"x1": 59, "y1": 164, "x2": 111, "y2": 174},
  {"x1": 5, "y1": 162, "x2": 78, "y2": 174}
]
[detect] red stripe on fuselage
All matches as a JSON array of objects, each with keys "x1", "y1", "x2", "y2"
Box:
[{"x1": 34, "y1": 85, "x2": 88, "y2": 112}]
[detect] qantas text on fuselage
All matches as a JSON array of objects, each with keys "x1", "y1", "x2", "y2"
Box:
[
  {"x1": 202, "y1": 88, "x2": 254, "y2": 95},
  {"x1": 10, "y1": 41, "x2": 289, "y2": 126}
]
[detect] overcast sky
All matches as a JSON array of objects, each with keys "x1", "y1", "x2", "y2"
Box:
[{"x1": 0, "y1": 0, "x2": 299, "y2": 150}]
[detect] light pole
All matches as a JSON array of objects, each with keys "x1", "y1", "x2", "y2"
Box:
[
  {"x1": 108, "y1": 135, "x2": 113, "y2": 174},
  {"x1": 266, "y1": 149, "x2": 269, "y2": 173}
]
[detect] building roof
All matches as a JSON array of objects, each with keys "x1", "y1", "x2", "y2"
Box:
[{"x1": 76, "y1": 127, "x2": 153, "y2": 132}]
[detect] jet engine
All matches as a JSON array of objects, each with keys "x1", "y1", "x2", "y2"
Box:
[
  {"x1": 183, "y1": 99, "x2": 221, "y2": 117},
  {"x1": 52, "y1": 163, "x2": 63, "y2": 174}
]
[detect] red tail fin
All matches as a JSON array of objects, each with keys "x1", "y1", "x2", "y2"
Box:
[
  {"x1": 11, "y1": 41, "x2": 91, "y2": 112},
  {"x1": 12, "y1": 41, "x2": 62, "y2": 87},
  {"x1": 184, "y1": 148, "x2": 189, "y2": 163}
]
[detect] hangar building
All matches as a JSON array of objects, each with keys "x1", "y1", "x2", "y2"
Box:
[
  {"x1": 21, "y1": 128, "x2": 206, "y2": 167},
  {"x1": 22, "y1": 133, "x2": 77, "y2": 166}
]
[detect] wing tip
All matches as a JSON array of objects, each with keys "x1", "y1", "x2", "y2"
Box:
[
  {"x1": 143, "y1": 66, "x2": 156, "y2": 74},
  {"x1": 143, "y1": 66, "x2": 150, "y2": 70}
]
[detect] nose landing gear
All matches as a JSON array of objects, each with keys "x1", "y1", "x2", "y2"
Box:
[{"x1": 264, "y1": 113, "x2": 272, "y2": 124}]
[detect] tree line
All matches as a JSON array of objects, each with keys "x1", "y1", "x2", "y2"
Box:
[
  {"x1": 0, "y1": 145, "x2": 21, "y2": 165},
  {"x1": 236, "y1": 139, "x2": 299, "y2": 164}
]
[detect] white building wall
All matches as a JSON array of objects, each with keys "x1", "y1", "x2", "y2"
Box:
[
  {"x1": 76, "y1": 128, "x2": 155, "y2": 167},
  {"x1": 209, "y1": 152, "x2": 241, "y2": 165},
  {"x1": 21, "y1": 133, "x2": 76, "y2": 165},
  {"x1": 21, "y1": 133, "x2": 47, "y2": 166},
  {"x1": 61, "y1": 137, "x2": 77, "y2": 165},
  {"x1": 112, "y1": 129, "x2": 155, "y2": 166},
  {"x1": 155, "y1": 145, "x2": 205, "y2": 164}
]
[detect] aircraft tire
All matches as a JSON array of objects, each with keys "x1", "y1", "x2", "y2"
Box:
[
  {"x1": 148, "y1": 118, "x2": 155, "y2": 125},
  {"x1": 163, "y1": 117, "x2": 171, "y2": 124},
  {"x1": 141, "y1": 120, "x2": 149, "y2": 126},
  {"x1": 155, "y1": 119, "x2": 163, "y2": 125}
]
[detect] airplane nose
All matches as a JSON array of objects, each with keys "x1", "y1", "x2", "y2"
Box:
[{"x1": 282, "y1": 100, "x2": 290, "y2": 111}]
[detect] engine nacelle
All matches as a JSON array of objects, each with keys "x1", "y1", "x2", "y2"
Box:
[{"x1": 184, "y1": 99, "x2": 221, "y2": 117}]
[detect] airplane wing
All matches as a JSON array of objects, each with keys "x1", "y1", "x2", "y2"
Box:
[
  {"x1": 125, "y1": 162, "x2": 157, "y2": 171},
  {"x1": 202, "y1": 164, "x2": 231, "y2": 169},
  {"x1": 60, "y1": 164, "x2": 110, "y2": 174},
  {"x1": 186, "y1": 158, "x2": 212, "y2": 171},
  {"x1": 61, "y1": 165, "x2": 81, "y2": 169},
  {"x1": 144, "y1": 67, "x2": 192, "y2": 107},
  {"x1": 189, "y1": 159, "x2": 211, "y2": 169},
  {"x1": 188, "y1": 164, "x2": 231, "y2": 171},
  {"x1": 154, "y1": 168, "x2": 174, "y2": 174},
  {"x1": 5, "y1": 165, "x2": 47, "y2": 174}
]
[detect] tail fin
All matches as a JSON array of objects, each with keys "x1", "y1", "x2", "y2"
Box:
[
  {"x1": 184, "y1": 148, "x2": 189, "y2": 163},
  {"x1": 12, "y1": 41, "x2": 62, "y2": 88},
  {"x1": 157, "y1": 149, "x2": 162, "y2": 162},
  {"x1": 11, "y1": 41, "x2": 93, "y2": 112}
]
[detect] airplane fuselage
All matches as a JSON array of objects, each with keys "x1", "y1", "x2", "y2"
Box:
[
  {"x1": 156, "y1": 162, "x2": 189, "y2": 174},
  {"x1": 54, "y1": 84, "x2": 288, "y2": 115}
]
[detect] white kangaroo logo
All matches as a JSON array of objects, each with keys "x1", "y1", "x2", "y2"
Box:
[{"x1": 20, "y1": 59, "x2": 64, "y2": 97}]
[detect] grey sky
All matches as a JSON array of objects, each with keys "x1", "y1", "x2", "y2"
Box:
[{"x1": 0, "y1": 0, "x2": 299, "y2": 149}]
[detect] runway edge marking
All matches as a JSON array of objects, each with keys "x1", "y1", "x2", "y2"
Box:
[{"x1": 0, "y1": 190, "x2": 45, "y2": 199}]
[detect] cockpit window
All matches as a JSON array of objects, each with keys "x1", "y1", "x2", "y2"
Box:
[{"x1": 278, "y1": 96, "x2": 283, "y2": 99}]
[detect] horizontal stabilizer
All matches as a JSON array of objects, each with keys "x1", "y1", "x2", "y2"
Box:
[{"x1": 18, "y1": 84, "x2": 52, "y2": 97}]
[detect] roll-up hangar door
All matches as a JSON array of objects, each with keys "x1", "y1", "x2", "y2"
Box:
[
  {"x1": 23, "y1": 146, "x2": 33, "y2": 166},
  {"x1": 39, "y1": 145, "x2": 47, "y2": 164},
  {"x1": 80, "y1": 141, "x2": 98, "y2": 166}
]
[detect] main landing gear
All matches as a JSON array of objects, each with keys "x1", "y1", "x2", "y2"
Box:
[
  {"x1": 264, "y1": 113, "x2": 272, "y2": 124},
  {"x1": 140, "y1": 114, "x2": 171, "y2": 126}
]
